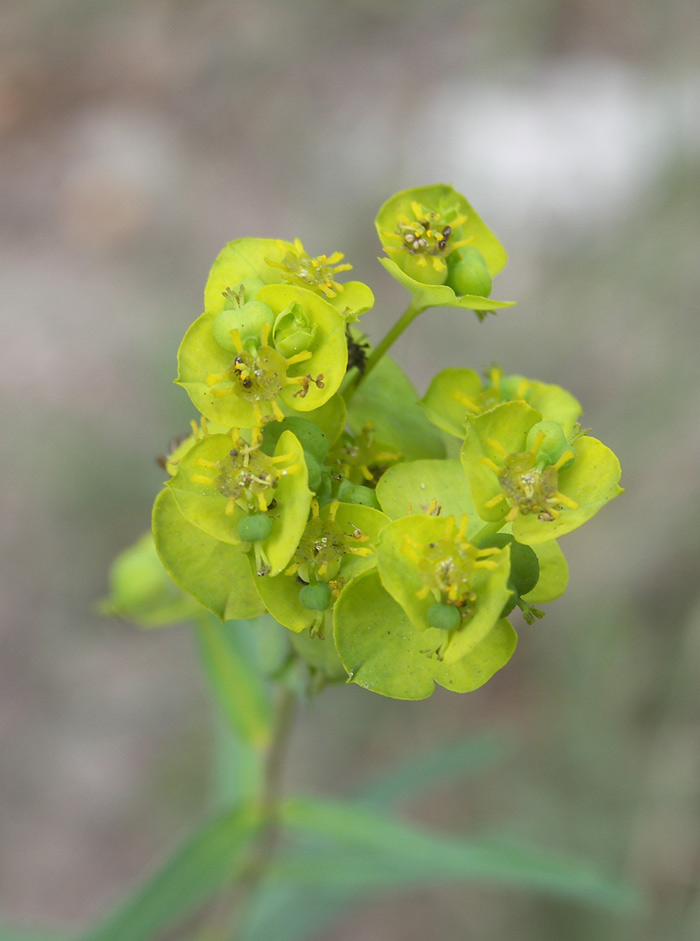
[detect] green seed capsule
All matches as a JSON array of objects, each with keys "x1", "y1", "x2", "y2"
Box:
[
  {"x1": 526, "y1": 420, "x2": 574, "y2": 469},
  {"x1": 299, "y1": 582, "x2": 333, "y2": 611},
  {"x1": 446, "y1": 246, "x2": 492, "y2": 298},
  {"x1": 427, "y1": 602, "x2": 462, "y2": 631},
  {"x1": 212, "y1": 300, "x2": 275, "y2": 352},
  {"x1": 337, "y1": 479, "x2": 380, "y2": 508},
  {"x1": 237, "y1": 513, "x2": 273, "y2": 543},
  {"x1": 480, "y1": 534, "x2": 540, "y2": 602}
]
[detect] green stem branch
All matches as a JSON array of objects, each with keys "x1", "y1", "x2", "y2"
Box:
[
  {"x1": 200, "y1": 685, "x2": 298, "y2": 941},
  {"x1": 344, "y1": 299, "x2": 422, "y2": 404}
]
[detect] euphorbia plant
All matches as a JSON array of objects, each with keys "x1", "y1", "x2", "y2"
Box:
[{"x1": 96, "y1": 184, "x2": 631, "y2": 941}]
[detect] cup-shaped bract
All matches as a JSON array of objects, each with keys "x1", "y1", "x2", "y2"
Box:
[
  {"x1": 177, "y1": 284, "x2": 348, "y2": 428},
  {"x1": 253, "y1": 501, "x2": 388, "y2": 635},
  {"x1": 334, "y1": 569, "x2": 517, "y2": 700},
  {"x1": 100, "y1": 532, "x2": 199, "y2": 627},
  {"x1": 375, "y1": 184, "x2": 515, "y2": 314},
  {"x1": 204, "y1": 237, "x2": 374, "y2": 322},
  {"x1": 460, "y1": 401, "x2": 623, "y2": 544},
  {"x1": 152, "y1": 490, "x2": 265, "y2": 622},
  {"x1": 422, "y1": 367, "x2": 582, "y2": 440},
  {"x1": 166, "y1": 429, "x2": 311, "y2": 577},
  {"x1": 376, "y1": 514, "x2": 513, "y2": 665}
]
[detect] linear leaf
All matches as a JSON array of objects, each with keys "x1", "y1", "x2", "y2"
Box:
[
  {"x1": 80, "y1": 804, "x2": 261, "y2": 941},
  {"x1": 353, "y1": 733, "x2": 510, "y2": 808},
  {"x1": 279, "y1": 797, "x2": 642, "y2": 913}
]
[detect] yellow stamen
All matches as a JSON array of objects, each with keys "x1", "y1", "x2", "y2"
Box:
[
  {"x1": 451, "y1": 390, "x2": 481, "y2": 413},
  {"x1": 347, "y1": 546, "x2": 372, "y2": 558},
  {"x1": 555, "y1": 491, "x2": 579, "y2": 510},
  {"x1": 483, "y1": 493, "x2": 505, "y2": 509},
  {"x1": 486, "y1": 437, "x2": 509, "y2": 458},
  {"x1": 480, "y1": 457, "x2": 502, "y2": 474},
  {"x1": 191, "y1": 475, "x2": 217, "y2": 486},
  {"x1": 553, "y1": 449, "x2": 575, "y2": 470},
  {"x1": 225, "y1": 497, "x2": 236, "y2": 516},
  {"x1": 206, "y1": 371, "x2": 229, "y2": 387},
  {"x1": 286, "y1": 350, "x2": 313, "y2": 366},
  {"x1": 229, "y1": 328, "x2": 244, "y2": 355},
  {"x1": 270, "y1": 452, "x2": 295, "y2": 465}
]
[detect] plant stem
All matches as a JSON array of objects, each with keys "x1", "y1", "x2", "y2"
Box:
[
  {"x1": 201, "y1": 685, "x2": 298, "y2": 940},
  {"x1": 344, "y1": 299, "x2": 422, "y2": 404},
  {"x1": 471, "y1": 519, "x2": 506, "y2": 546}
]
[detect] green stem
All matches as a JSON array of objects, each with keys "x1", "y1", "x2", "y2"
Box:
[
  {"x1": 344, "y1": 299, "x2": 422, "y2": 404},
  {"x1": 471, "y1": 519, "x2": 506, "y2": 546},
  {"x1": 199, "y1": 685, "x2": 298, "y2": 940}
]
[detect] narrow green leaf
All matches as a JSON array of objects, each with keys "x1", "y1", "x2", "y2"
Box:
[
  {"x1": 279, "y1": 797, "x2": 642, "y2": 913},
  {"x1": 195, "y1": 615, "x2": 273, "y2": 748},
  {"x1": 238, "y1": 884, "x2": 357, "y2": 941},
  {"x1": 80, "y1": 804, "x2": 262, "y2": 941},
  {"x1": 353, "y1": 733, "x2": 511, "y2": 808},
  {"x1": 0, "y1": 929, "x2": 74, "y2": 941}
]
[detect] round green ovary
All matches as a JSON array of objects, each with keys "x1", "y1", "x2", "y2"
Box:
[
  {"x1": 427, "y1": 602, "x2": 461, "y2": 631},
  {"x1": 237, "y1": 513, "x2": 273, "y2": 543},
  {"x1": 299, "y1": 582, "x2": 333, "y2": 611},
  {"x1": 446, "y1": 247, "x2": 492, "y2": 297}
]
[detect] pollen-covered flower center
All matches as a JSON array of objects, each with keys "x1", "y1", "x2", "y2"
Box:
[
  {"x1": 481, "y1": 427, "x2": 579, "y2": 523},
  {"x1": 267, "y1": 238, "x2": 352, "y2": 299},
  {"x1": 402, "y1": 515, "x2": 499, "y2": 616},
  {"x1": 205, "y1": 322, "x2": 324, "y2": 424},
  {"x1": 286, "y1": 500, "x2": 372, "y2": 581},
  {"x1": 191, "y1": 432, "x2": 297, "y2": 516}
]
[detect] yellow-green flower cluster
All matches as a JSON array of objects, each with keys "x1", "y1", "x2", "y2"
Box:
[{"x1": 103, "y1": 187, "x2": 622, "y2": 701}]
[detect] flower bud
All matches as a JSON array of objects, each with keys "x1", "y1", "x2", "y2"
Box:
[{"x1": 272, "y1": 302, "x2": 317, "y2": 357}]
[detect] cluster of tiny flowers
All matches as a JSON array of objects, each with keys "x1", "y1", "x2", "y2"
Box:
[{"x1": 107, "y1": 186, "x2": 622, "y2": 700}]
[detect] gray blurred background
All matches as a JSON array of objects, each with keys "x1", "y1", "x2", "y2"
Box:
[{"x1": 1, "y1": 1, "x2": 699, "y2": 938}]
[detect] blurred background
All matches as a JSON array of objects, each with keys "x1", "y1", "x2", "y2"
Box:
[{"x1": 1, "y1": 0, "x2": 699, "y2": 938}]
